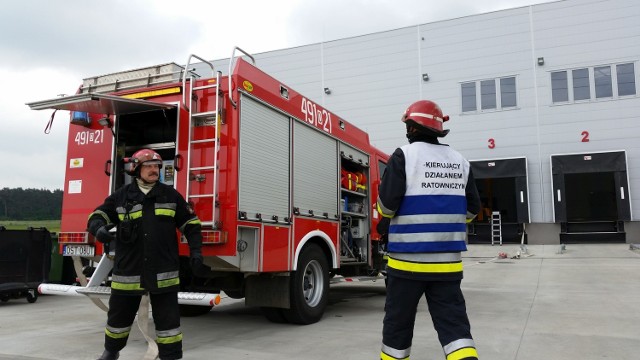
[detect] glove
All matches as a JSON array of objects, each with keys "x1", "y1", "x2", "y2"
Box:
[
  {"x1": 380, "y1": 232, "x2": 388, "y2": 245},
  {"x1": 95, "y1": 224, "x2": 116, "y2": 244},
  {"x1": 189, "y1": 250, "x2": 209, "y2": 276}
]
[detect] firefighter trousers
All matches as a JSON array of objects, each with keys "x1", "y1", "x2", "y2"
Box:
[
  {"x1": 104, "y1": 291, "x2": 182, "y2": 360},
  {"x1": 381, "y1": 275, "x2": 478, "y2": 360}
]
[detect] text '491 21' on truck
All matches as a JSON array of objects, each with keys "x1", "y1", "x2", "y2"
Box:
[{"x1": 27, "y1": 47, "x2": 389, "y2": 324}]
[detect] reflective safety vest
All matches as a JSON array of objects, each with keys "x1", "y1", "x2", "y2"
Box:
[{"x1": 385, "y1": 142, "x2": 470, "y2": 278}]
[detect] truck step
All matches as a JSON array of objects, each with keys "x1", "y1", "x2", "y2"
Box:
[
  {"x1": 191, "y1": 138, "x2": 217, "y2": 144},
  {"x1": 193, "y1": 111, "x2": 217, "y2": 118},
  {"x1": 192, "y1": 84, "x2": 218, "y2": 91}
]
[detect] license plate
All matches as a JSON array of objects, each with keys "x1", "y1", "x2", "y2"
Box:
[{"x1": 63, "y1": 245, "x2": 95, "y2": 257}]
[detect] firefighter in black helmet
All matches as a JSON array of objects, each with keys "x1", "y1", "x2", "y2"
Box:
[
  {"x1": 377, "y1": 100, "x2": 481, "y2": 360},
  {"x1": 87, "y1": 149, "x2": 206, "y2": 360}
]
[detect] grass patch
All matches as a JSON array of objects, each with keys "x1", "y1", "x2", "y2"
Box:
[{"x1": 0, "y1": 220, "x2": 61, "y2": 233}]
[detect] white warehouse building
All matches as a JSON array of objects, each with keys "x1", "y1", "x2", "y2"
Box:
[{"x1": 199, "y1": 0, "x2": 639, "y2": 244}]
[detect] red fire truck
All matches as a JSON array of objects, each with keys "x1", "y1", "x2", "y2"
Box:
[{"x1": 28, "y1": 47, "x2": 389, "y2": 324}]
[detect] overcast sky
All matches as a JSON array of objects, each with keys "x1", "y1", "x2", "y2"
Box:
[{"x1": 0, "y1": 0, "x2": 556, "y2": 190}]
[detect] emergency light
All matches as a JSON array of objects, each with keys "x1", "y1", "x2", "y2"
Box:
[{"x1": 70, "y1": 111, "x2": 91, "y2": 127}]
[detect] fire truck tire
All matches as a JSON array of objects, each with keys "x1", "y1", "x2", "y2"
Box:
[
  {"x1": 179, "y1": 304, "x2": 213, "y2": 317},
  {"x1": 283, "y1": 243, "x2": 329, "y2": 325},
  {"x1": 260, "y1": 307, "x2": 289, "y2": 323}
]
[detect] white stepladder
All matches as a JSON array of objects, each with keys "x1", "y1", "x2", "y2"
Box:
[{"x1": 491, "y1": 211, "x2": 502, "y2": 246}]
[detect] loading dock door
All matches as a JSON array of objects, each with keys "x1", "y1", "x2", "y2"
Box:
[
  {"x1": 551, "y1": 151, "x2": 631, "y2": 223},
  {"x1": 470, "y1": 157, "x2": 529, "y2": 223}
]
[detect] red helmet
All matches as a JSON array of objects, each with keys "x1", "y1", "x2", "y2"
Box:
[
  {"x1": 401, "y1": 100, "x2": 450, "y2": 137},
  {"x1": 124, "y1": 149, "x2": 163, "y2": 176}
]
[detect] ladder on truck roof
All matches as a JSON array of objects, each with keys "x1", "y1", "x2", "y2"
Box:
[{"x1": 182, "y1": 54, "x2": 222, "y2": 229}]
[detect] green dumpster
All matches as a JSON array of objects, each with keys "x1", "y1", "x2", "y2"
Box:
[{"x1": 48, "y1": 233, "x2": 63, "y2": 283}]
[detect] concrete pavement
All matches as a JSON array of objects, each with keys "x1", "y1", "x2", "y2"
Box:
[{"x1": 1, "y1": 244, "x2": 639, "y2": 360}]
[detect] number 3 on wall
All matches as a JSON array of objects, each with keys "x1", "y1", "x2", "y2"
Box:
[
  {"x1": 581, "y1": 131, "x2": 590, "y2": 142},
  {"x1": 488, "y1": 138, "x2": 495, "y2": 149}
]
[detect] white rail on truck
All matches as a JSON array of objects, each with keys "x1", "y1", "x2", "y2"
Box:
[
  {"x1": 228, "y1": 46, "x2": 255, "y2": 108},
  {"x1": 38, "y1": 253, "x2": 221, "y2": 307}
]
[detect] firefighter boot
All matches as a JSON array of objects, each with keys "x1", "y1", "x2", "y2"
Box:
[{"x1": 96, "y1": 349, "x2": 120, "y2": 360}]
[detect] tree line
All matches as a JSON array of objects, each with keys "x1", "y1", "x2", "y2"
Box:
[{"x1": 0, "y1": 188, "x2": 63, "y2": 220}]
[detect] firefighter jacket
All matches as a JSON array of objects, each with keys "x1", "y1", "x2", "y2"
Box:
[
  {"x1": 88, "y1": 182, "x2": 202, "y2": 295},
  {"x1": 377, "y1": 139, "x2": 480, "y2": 281}
]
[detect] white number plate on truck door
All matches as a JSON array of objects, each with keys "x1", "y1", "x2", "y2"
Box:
[{"x1": 63, "y1": 245, "x2": 95, "y2": 256}]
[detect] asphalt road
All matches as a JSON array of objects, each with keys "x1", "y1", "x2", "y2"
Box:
[{"x1": 1, "y1": 244, "x2": 639, "y2": 360}]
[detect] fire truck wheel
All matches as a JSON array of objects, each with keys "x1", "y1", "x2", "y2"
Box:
[
  {"x1": 284, "y1": 243, "x2": 329, "y2": 325},
  {"x1": 260, "y1": 307, "x2": 289, "y2": 323},
  {"x1": 179, "y1": 304, "x2": 213, "y2": 317}
]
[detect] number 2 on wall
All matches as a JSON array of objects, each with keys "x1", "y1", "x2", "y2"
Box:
[
  {"x1": 581, "y1": 131, "x2": 589, "y2": 142},
  {"x1": 488, "y1": 138, "x2": 495, "y2": 149}
]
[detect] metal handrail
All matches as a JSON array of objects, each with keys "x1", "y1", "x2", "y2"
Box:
[
  {"x1": 211, "y1": 71, "x2": 222, "y2": 229},
  {"x1": 182, "y1": 54, "x2": 215, "y2": 110},
  {"x1": 228, "y1": 46, "x2": 256, "y2": 108}
]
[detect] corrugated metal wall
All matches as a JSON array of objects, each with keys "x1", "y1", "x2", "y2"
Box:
[{"x1": 205, "y1": 0, "x2": 640, "y2": 225}]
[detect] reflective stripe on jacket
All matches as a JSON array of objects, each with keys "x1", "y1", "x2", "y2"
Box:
[{"x1": 88, "y1": 182, "x2": 202, "y2": 294}]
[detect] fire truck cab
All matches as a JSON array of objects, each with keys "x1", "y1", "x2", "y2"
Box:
[{"x1": 28, "y1": 47, "x2": 389, "y2": 324}]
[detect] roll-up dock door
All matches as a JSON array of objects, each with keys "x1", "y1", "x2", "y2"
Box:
[
  {"x1": 468, "y1": 157, "x2": 529, "y2": 244},
  {"x1": 551, "y1": 151, "x2": 630, "y2": 243}
]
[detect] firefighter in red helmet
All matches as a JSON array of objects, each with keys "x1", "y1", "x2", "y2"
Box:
[
  {"x1": 377, "y1": 100, "x2": 481, "y2": 360},
  {"x1": 87, "y1": 149, "x2": 206, "y2": 360},
  {"x1": 401, "y1": 99, "x2": 451, "y2": 137},
  {"x1": 123, "y1": 148, "x2": 163, "y2": 179}
]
